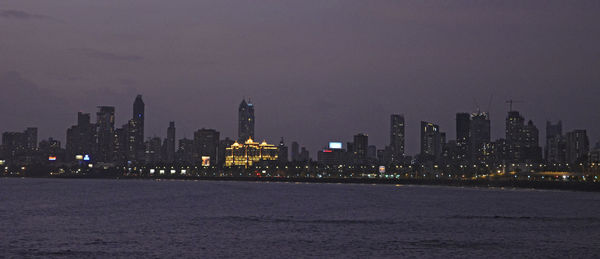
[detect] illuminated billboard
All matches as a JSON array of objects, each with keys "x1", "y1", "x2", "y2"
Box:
[
  {"x1": 329, "y1": 142, "x2": 342, "y2": 149},
  {"x1": 75, "y1": 155, "x2": 84, "y2": 160},
  {"x1": 48, "y1": 156, "x2": 57, "y2": 161},
  {"x1": 202, "y1": 156, "x2": 210, "y2": 166}
]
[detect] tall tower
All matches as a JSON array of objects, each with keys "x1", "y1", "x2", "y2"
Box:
[
  {"x1": 505, "y1": 111, "x2": 525, "y2": 162},
  {"x1": 96, "y1": 106, "x2": 115, "y2": 162},
  {"x1": 238, "y1": 99, "x2": 255, "y2": 142},
  {"x1": 469, "y1": 112, "x2": 491, "y2": 162},
  {"x1": 353, "y1": 133, "x2": 369, "y2": 164},
  {"x1": 456, "y1": 113, "x2": 471, "y2": 161},
  {"x1": 166, "y1": 121, "x2": 176, "y2": 162},
  {"x1": 390, "y1": 114, "x2": 405, "y2": 160},
  {"x1": 420, "y1": 121, "x2": 442, "y2": 161},
  {"x1": 545, "y1": 121, "x2": 563, "y2": 161},
  {"x1": 132, "y1": 95, "x2": 145, "y2": 159}
]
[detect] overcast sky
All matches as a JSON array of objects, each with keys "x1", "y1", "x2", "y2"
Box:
[{"x1": 1, "y1": 0, "x2": 599, "y2": 156}]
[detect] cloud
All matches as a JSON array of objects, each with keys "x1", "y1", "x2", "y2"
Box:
[
  {"x1": 71, "y1": 48, "x2": 144, "y2": 62},
  {"x1": 0, "y1": 9, "x2": 48, "y2": 20}
]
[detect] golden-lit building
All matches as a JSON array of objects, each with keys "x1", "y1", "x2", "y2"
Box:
[{"x1": 225, "y1": 138, "x2": 278, "y2": 167}]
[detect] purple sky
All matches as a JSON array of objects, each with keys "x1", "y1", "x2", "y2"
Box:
[{"x1": 1, "y1": 0, "x2": 599, "y2": 156}]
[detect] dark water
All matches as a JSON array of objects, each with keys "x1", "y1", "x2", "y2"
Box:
[{"x1": 1, "y1": 178, "x2": 599, "y2": 258}]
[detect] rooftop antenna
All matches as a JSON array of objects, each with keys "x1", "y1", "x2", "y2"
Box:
[
  {"x1": 505, "y1": 99, "x2": 522, "y2": 112},
  {"x1": 486, "y1": 94, "x2": 493, "y2": 115},
  {"x1": 473, "y1": 98, "x2": 481, "y2": 113}
]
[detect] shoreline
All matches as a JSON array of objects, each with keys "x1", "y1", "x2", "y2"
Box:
[{"x1": 3, "y1": 175, "x2": 599, "y2": 192}]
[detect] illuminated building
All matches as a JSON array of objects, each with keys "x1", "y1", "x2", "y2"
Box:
[
  {"x1": 127, "y1": 95, "x2": 145, "y2": 161},
  {"x1": 225, "y1": 138, "x2": 278, "y2": 167},
  {"x1": 238, "y1": 99, "x2": 255, "y2": 142},
  {"x1": 278, "y1": 138, "x2": 288, "y2": 164},
  {"x1": 194, "y1": 128, "x2": 220, "y2": 165},
  {"x1": 390, "y1": 114, "x2": 405, "y2": 161},
  {"x1": 565, "y1": 130, "x2": 589, "y2": 164},
  {"x1": 420, "y1": 121, "x2": 442, "y2": 161},
  {"x1": 218, "y1": 137, "x2": 235, "y2": 166},
  {"x1": 505, "y1": 110, "x2": 524, "y2": 162},
  {"x1": 176, "y1": 138, "x2": 194, "y2": 162},
  {"x1": 470, "y1": 112, "x2": 491, "y2": 163}
]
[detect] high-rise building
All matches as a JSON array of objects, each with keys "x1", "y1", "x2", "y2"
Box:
[
  {"x1": 291, "y1": 141, "x2": 299, "y2": 161},
  {"x1": 278, "y1": 138, "x2": 288, "y2": 164},
  {"x1": 390, "y1": 114, "x2": 405, "y2": 160},
  {"x1": 545, "y1": 121, "x2": 564, "y2": 163},
  {"x1": 66, "y1": 112, "x2": 96, "y2": 162},
  {"x1": 523, "y1": 120, "x2": 542, "y2": 161},
  {"x1": 469, "y1": 112, "x2": 491, "y2": 163},
  {"x1": 194, "y1": 128, "x2": 220, "y2": 165},
  {"x1": 299, "y1": 147, "x2": 310, "y2": 162},
  {"x1": 456, "y1": 113, "x2": 471, "y2": 161},
  {"x1": 420, "y1": 121, "x2": 442, "y2": 161},
  {"x1": 565, "y1": 130, "x2": 589, "y2": 164},
  {"x1": 218, "y1": 137, "x2": 235, "y2": 166},
  {"x1": 353, "y1": 133, "x2": 368, "y2": 164},
  {"x1": 24, "y1": 127, "x2": 38, "y2": 151},
  {"x1": 113, "y1": 125, "x2": 128, "y2": 163},
  {"x1": 165, "y1": 122, "x2": 176, "y2": 162},
  {"x1": 129, "y1": 95, "x2": 145, "y2": 161},
  {"x1": 39, "y1": 138, "x2": 63, "y2": 162},
  {"x1": 238, "y1": 99, "x2": 255, "y2": 142},
  {"x1": 176, "y1": 138, "x2": 194, "y2": 163},
  {"x1": 367, "y1": 145, "x2": 377, "y2": 160},
  {"x1": 505, "y1": 111, "x2": 525, "y2": 162},
  {"x1": 144, "y1": 137, "x2": 163, "y2": 163},
  {"x1": 1, "y1": 132, "x2": 26, "y2": 162},
  {"x1": 96, "y1": 106, "x2": 115, "y2": 162}
]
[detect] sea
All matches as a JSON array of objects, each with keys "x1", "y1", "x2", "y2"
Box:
[{"x1": 1, "y1": 178, "x2": 599, "y2": 258}]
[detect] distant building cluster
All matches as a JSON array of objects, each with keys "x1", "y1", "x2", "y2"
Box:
[{"x1": 1, "y1": 96, "x2": 599, "y2": 175}]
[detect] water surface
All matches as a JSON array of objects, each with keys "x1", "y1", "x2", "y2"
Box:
[{"x1": 1, "y1": 178, "x2": 599, "y2": 257}]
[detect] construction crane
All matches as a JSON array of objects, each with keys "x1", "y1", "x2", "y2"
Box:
[{"x1": 506, "y1": 99, "x2": 522, "y2": 112}]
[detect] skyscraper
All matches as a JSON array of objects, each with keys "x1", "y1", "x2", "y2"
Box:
[
  {"x1": 24, "y1": 127, "x2": 38, "y2": 151},
  {"x1": 353, "y1": 133, "x2": 369, "y2": 164},
  {"x1": 505, "y1": 111, "x2": 525, "y2": 162},
  {"x1": 238, "y1": 99, "x2": 255, "y2": 142},
  {"x1": 523, "y1": 120, "x2": 542, "y2": 161},
  {"x1": 455, "y1": 113, "x2": 471, "y2": 162},
  {"x1": 96, "y1": 106, "x2": 115, "y2": 162},
  {"x1": 565, "y1": 130, "x2": 589, "y2": 164},
  {"x1": 420, "y1": 121, "x2": 442, "y2": 161},
  {"x1": 218, "y1": 137, "x2": 235, "y2": 166},
  {"x1": 165, "y1": 122, "x2": 176, "y2": 162},
  {"x1": 278, "y1": 138, "x2": 288, "y2": 164},
  {"x1": 291, "y1": 141, "x2": 299, "y2": 161},
  {"x1": 469, "y1": 112, "x2": 491, "y2": 163},
  {"x1": 390, "y1": 114, "x2": 405, "y2": 161},
  {"x1": 546, "y1": 121, "x2": 564, "y2": 162},
  {"x1": 66, "y1": 112, "x2": 96, "y2": 162},
  {"x1": 194, "y1": 128, "x2": 220, "y2": 165},
  {"x1": 129, "y1": 95, "x2": 145, "y2": 161}
]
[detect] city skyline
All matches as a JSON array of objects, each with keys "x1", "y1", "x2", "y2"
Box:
[
  {"x1": 0, "y1": 90, "x2": 598, "y2": 160},
  {"x1": 1, "y1": 1, "x2": 599, "y2": 157},
  {"x1": 0, "y1": 94, "x2": 597, "y2": 164}
]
